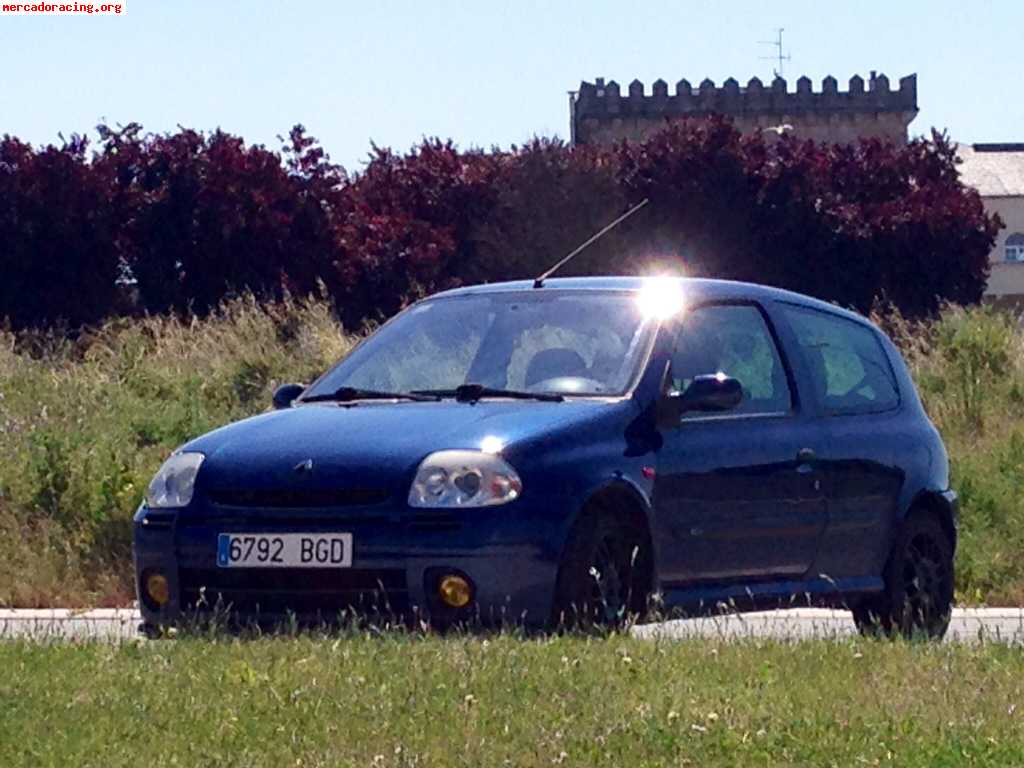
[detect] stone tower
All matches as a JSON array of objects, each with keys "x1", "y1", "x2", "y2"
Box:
[{"x1": 570, "y1": 73, "x2": 918, "y2": 146}]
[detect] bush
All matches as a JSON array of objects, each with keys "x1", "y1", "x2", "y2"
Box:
[
  {"x1": 619, "y1": 121, "x2": 999, "y2": 316},
  {"x1": 323, "y1": 140, "x2": 503, "y2": 328},
  {"x1": 0, "y1": 135, "x2": 123, "y2": 329},
  {"x1": 466, "y1": 138, "x2": 628, "y2": 282},
  {"x1": 0, "y1": 120, "x2": 1000, "y2": 331},
  {"x1": 96, "y1": 123, "x2": 349, "y2": 317}
]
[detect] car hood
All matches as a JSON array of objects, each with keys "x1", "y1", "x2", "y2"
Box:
[{"x1": 185, "y1": 399, "x2": 620, "y2": 496}]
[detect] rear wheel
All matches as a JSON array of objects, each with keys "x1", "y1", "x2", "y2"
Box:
[
  {"x1": 853, "y1": 513, "x2": 953, "y2": 640},
  {"x1": 551, "y1": 503, "x2": 652, "y2": 630}
]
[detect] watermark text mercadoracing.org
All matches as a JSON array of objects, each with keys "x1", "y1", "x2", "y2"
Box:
[{"x1": 2, "y1": 2, "x2": 124, "y2": 14}]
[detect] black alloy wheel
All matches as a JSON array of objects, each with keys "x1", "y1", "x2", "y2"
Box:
[
  {"x1": 853, "y1": 513, "x2": 954, "y2": 640},
  {"x1": 552, "y1": 503, "x2": 652, "y2": 631}
]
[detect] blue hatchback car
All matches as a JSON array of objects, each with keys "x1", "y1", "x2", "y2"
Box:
[{"x1": 134, "y1": 277, "x2": 957, "y2": 637}]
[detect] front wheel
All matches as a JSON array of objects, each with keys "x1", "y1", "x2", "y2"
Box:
[
  {"x1": 853, "y1": 513, "x2": 954, "y2": 640},
  {"x1": 551, "y1": 505, "x2": 652, "y2": 630}
]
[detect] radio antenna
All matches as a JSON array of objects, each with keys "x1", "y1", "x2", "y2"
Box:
[{"x1": 533, "y1": 198, "x2": 649, "y2": 288}]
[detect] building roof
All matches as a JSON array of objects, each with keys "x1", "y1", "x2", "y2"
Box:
[{"x1": 957, "y1": 143, "x2": 1024, "y2": 197}]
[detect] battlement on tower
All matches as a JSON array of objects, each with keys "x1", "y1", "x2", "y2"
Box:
[{"x1": 571, "y1": 73, "x2": 919, "y2": 146}]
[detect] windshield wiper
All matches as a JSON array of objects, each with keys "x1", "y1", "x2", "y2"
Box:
[
  {"x1": 301, "y1": 386, "x2": 440, "y2": 403},
  {"x1": 412, "y1": 384, "x2": 564, "y2": 403}
]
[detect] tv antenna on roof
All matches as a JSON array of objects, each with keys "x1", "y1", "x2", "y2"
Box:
[
  {"x1": 759, "y1": 28, "x2": 792, "y2": 78},
  {"x1": 533, "y1": 198, "x2": 649, "y2": 288}
]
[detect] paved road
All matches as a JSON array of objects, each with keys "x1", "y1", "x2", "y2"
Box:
[{"x1": 3, "y1": 607, "x2": 1024, "y2": 642}]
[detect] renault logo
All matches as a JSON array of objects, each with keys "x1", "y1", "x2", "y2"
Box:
[{"x1": 293, "y1": 458, "x2": 314, "y2": 474}]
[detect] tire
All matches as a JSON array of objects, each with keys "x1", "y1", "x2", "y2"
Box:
[
  {"x1": 852, "y1": 512, "x2": 954, "y2": 640},
  {"x1": 551, "y1": 502, "x2": 652, "y2": 630},
  {"x1": 138, "y1": 622, "x2": 163, "y2": 639}
]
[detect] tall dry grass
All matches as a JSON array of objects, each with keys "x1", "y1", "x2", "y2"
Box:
[
  {"x1": 0, "y1": 297, "x2": 1022, "y2": 607},
  {"x1": 876, "y1": 303, "x2": 1024, "y2": 603},
  {"x1": 0, "y1": 294, "x2": 357, "y2": 606}
]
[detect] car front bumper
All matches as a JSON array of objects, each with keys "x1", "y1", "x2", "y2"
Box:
[{"x1": 133, "y1": 498, "x2": 570, "y2": 629}]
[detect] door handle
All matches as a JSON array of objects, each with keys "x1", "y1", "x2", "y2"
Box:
[{"x1": 796, "y1": 448, "x2": 816, "y2": 463}]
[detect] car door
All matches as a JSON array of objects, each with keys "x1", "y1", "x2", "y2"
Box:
[
  {"x1": 777, "y1": 304, "x2": 905, "y2": 581},
  {"x1": 653, "y1": 301, "x2": 827, "y2": 585}
]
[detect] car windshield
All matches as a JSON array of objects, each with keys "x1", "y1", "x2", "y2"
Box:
[{"x1": 302, "y1": 291, "x2": 656, "y2": 399}]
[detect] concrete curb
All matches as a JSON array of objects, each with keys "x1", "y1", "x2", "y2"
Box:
[{"x1": 2, "y1": 607, "x2": 1023, "y2": 642}]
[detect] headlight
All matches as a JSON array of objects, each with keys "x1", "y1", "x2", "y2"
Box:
[
  {"x1": 408, "y1": 450, "x2": 522, "y2": 508},
  {"x1": 146, "y1": 452, "x2": 205, "y2": 509}
]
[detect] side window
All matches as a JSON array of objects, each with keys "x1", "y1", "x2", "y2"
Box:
[
  {"x1": 781, "y1": 304, "x2": 900, "y2": 414},
  {"x1": 670, "y1": 303, "x2": 792, "y2": 417}
]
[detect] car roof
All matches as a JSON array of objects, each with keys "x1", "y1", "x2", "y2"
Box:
[{"x1": 429, "y1": 276, "x2": 873, "y2": 328}]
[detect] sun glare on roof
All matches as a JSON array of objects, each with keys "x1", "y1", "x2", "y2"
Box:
[{"x1": 637, "y1": 276, "x2": 686, "y2": 320}]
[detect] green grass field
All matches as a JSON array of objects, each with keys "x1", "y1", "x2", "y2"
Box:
[
  {"x1": 2, "y1": 633, "x2": 1024, "y2": 767},
  {"x1": 0, "y1": 296, "x2": 1022, "y2": 607}
]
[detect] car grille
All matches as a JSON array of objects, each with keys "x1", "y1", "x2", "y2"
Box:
[
  {"x1": 180, "y1": 506, "x2": 456, "y2": 532},
  {"x1": 206, "y1": 487, "x2": 390, "y2": 508},
  {"x1": 179, "y1": 567, "x2": 409, "y2": 617},
  {"x1": 180, "y1": 511, "x2": 393, "y2": 528},
  {"x1": 405, "y1": 512, "x2": 459, "y2": 532}
]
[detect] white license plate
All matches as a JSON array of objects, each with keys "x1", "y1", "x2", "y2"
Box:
[{"x1": 216, "y1": 533, "x2": 352, "y2": 568}]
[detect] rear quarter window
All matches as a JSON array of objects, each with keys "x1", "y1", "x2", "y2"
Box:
[{"x1": 781, "y1": 304, "x2": 900, "y2": 415}]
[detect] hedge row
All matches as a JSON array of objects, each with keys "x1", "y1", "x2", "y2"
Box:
[{"x1": 0, "y1": 119, "x2": 1000, "y2": 330}]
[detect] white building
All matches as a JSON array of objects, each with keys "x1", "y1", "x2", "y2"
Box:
[{"x1": 957, "y1": 143, "x2": 1024, "y2": 304}]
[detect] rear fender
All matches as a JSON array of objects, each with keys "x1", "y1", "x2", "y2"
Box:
[{"x1": 904, "y1": 488, "x2": 959, "y2": 553}]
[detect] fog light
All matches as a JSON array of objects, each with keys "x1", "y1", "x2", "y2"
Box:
[
  {"x1": 438, "y1": 574, "x2": 472, "y2": 608},
  {"x1": 144, "y1": 572, "x2": 171, "y2": 607}
]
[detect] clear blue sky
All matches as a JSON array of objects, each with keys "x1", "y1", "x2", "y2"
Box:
[{"x1": 2, "y1": 0, "x2": 1021, "y2": 171}]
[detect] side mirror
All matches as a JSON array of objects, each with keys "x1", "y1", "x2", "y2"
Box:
[
  {"x1": 657, "y1": 374, "x2": 743, "y2": 427},
  {"x1": 272, "y1": 383, "x2": 305, "y2": 410}
]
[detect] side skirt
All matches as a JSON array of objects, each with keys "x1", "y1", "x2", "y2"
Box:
[{"x1": 659, "y1": 575, "x2": 884, "y2": 617}]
